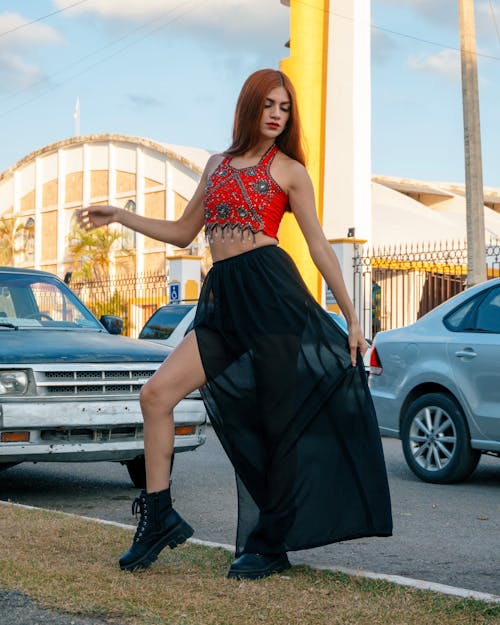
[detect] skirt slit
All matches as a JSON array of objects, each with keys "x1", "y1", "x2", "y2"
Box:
[{"x1": 193, "y1": 244, "x2": 392, "y2": 555}]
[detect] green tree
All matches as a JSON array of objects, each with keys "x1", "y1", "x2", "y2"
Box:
[{"x1": 67, "y1": 225, "x2": 126, "y2": 281}]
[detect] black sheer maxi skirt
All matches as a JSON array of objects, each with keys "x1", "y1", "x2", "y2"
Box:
[{"x1": 193, "y1": 245, "x2": 392, "y2": 556}]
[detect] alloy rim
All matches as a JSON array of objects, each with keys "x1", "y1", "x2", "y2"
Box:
[{"x1": 409, "y1": 406, "x2": 457, "y2": 471}]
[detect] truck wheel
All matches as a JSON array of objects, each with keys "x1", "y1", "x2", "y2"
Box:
[
  {"x1": 401, "y1": 392, "x2": 480, "y2": 484},
  {"x1": 125, "y1": 454, "x2": 174, "y2": 489}
]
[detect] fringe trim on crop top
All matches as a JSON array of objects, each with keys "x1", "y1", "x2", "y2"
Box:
[{"x1": 203, "y1": 144, "x2": 289, "y2": 244}]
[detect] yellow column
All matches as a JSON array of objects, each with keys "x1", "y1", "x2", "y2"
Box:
[{"x1": 279, "y1": 0, "x2": 329, "y2": 301}]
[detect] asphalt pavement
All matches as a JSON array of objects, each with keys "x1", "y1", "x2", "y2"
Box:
[{"x1": 0, "y1": 588, "x2": 118, "y2": 625}]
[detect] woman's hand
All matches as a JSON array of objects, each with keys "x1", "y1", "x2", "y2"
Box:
[
  {"x1": 348, "y1": 321, "x2": 368, "y2": 367},
  {"x1": 75, "y1": 205, "x2": 119, "y2": 231}
]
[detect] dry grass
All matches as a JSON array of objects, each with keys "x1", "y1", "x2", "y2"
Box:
[{"x1": 0, "y1": 504, "x2": 498, "y2": 625}]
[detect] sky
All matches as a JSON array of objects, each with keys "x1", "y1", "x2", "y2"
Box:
[{"x1": 0, "y1": 0, "x2": 499, "y2": 187}]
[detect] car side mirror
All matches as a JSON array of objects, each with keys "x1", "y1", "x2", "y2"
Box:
[{"x1": 100, "y1": 315, "x2": 123, "y2": 335}]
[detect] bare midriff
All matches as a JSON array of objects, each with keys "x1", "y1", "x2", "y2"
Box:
[{"x1": 209, "y1": 232, "x2": 278, "y2": 263}]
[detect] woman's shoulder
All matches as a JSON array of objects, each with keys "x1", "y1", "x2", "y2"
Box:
[
  {"x1": 203, "y1": 153, "x2": 226, "y2": 179},
  {"x1": 275, "y1": 149, "x2": 307, "y2": 172},
  {"x1": 206, "y1": 152, "x2": 226, "y2": 167},
  {"x1": 273, "y1": 150, "x2": 309, "y2": 191}
]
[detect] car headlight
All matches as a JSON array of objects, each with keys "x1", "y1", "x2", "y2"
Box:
[{"x1": 0, "y1": 370, "x2": 29, "y2": 395}]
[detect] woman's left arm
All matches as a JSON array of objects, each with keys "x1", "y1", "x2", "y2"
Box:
[{"x1": 287, "y1": 162, "x2": 367, "y2": 365}]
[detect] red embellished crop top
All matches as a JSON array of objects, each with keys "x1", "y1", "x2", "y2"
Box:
[{"x1": 203, "y1": 144, "x2": 289, "y2": 242}]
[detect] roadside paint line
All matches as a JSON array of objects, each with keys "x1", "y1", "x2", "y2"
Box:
[
  {"x1": 2, "y1": 500, "x2": 499, "y2": 604},
  {"x1": 307, "y1": 563, "x2": 500, "y2": 604}
]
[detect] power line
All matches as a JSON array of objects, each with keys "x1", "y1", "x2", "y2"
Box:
[
  {"x1": 0, "y1": 0, "x2": 90, "y2": 39},
  {"x1": 0, "y1": 3, "x2": 186, "y2": 105},
  {"x1": 0, "y1": 0, "x2": 203, "y2": 119},
  {"x1": 372, "y1": 22, "x2": 500, "y2": 61},
  {"x1": 488, "y1": 0, "x2": 500, "y2": 45},
  {"x1": 1, "y1": 0, "x2": 499, "y2": 121},
  {"x1": 293, "y1": 0, "x2": 500, "y2": 62}
]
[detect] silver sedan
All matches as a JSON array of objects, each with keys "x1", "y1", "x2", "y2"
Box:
[{"x1": 369, "y1": 277, "x2": 500, "y2": 483}]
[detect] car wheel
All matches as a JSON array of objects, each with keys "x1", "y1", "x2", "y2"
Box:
[
  {"x1": 125, "y1": 454, "x2": 175, "y2": 489},
  {"x1": 401, "y1": 392, "x2": 480, "y2": 484}
]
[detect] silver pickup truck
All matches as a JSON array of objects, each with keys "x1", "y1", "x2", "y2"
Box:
[{"x1": 0, "y1": 266, "x2": 206, "y2": 487}]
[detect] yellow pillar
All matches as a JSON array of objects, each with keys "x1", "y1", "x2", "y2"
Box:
[{"x1": 279, "y1": 0, "x2": 329, "y2": 301}]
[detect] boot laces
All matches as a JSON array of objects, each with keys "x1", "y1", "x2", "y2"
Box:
[{"x1": 131, "y1": 494, "x2": 149, "y2": 543}]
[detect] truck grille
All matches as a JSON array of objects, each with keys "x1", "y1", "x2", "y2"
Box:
[
  {"x1": 34, "y1": 368, "x2": 157, "y2": 396},
  {"x1": 40, "y1": 426, "x2": 144, "y2": 442}
]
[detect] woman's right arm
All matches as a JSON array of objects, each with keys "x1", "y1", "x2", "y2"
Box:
[{"x1": 76, "y1": 154, "x2": 222, "y2": 249}]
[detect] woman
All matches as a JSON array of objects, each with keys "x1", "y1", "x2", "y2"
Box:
[{"x1": 76, "y1": 68, "x2": 392, "y2": 580}]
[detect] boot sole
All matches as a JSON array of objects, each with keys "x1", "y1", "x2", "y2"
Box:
[
  {"x1": 227, "y1": 557, "x2": 291, "y2": 580},
  {"x1": 120, "y1": 519, "x2": 194, "y2": 571}
]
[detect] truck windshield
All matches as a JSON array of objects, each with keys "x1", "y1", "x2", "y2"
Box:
[{"x1": 0, "y1": 273, "x2": 102, "y2": 329}]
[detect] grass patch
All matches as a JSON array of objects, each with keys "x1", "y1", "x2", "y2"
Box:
[{"x1": 0, "y1": 504, "x2": 499, "y2": 625}]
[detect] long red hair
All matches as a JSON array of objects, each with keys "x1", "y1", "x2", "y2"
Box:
[{"x1": 226, "y1": 69, "x2": 306, "y2": 167}]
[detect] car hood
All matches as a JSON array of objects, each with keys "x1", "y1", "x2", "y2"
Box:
[{"x1": 0, "y1": 329, "x2": 172, "y2": 364}]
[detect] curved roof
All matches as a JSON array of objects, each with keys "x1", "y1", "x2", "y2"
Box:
[
  {"x1": 2, "y1": 134, "x2": 499, "y2": 247},
  {"x1": 372, "y1": 182, "x2": 500, "y2": 246},
  {"x1": 0, "y1": 133, "x2": 209, "y2": 182}
]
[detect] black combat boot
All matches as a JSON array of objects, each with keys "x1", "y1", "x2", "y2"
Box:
[
  {"x1": 227, "y1": 552, "x2": 291, "y2": 580},
  {"x1": 119, "y1": 488, "x2": 193, "y2": 571}
]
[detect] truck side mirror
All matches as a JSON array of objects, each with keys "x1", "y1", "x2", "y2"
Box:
[{"x1": 100, "y1": 315, "x2": 123, "y2": 335}]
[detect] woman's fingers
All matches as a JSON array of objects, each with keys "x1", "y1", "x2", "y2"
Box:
[
  {"x1": 76, "y1": 209, "x2": 96, "y2": 230},
  {"x1": 75, "y1": 208, "x2": 88, "y2": 228},
  {"x1": 348, "y1": 326, "x2": 368, "y2": 366},
  {"x1": 75, "y1": 206, "x2": 112, "y2": 230}
]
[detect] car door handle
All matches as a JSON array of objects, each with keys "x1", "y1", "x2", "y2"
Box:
[{"x1": 455, "y1": 349, "x2": 477, "y2": 358}]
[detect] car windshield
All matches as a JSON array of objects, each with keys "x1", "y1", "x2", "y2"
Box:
[
  {"x1": 139, "y1": 305, "x2": 195, "y2": 340},
  {"x1": 0, "y1": 273, "x2": 102, "y2": 330}
]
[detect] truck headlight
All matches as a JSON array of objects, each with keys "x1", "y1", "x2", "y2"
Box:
[{"x1": 0, "y1": 370, "x2": 29, "y2": 395}]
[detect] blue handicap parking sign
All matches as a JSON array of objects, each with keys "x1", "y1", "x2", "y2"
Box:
[{"x1": 169, "y1": 283, "x2": 180, "y2": 302}]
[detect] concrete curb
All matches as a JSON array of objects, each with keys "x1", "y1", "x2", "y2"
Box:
[{"x1": 2, "y1": 500, "x2": 499, "y2": 605}]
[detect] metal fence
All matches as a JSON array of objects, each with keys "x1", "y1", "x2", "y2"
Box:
[
  {"x1": 71, "y1": 239, "x2": 500, "y2": 339},
  {"x1": 71, "y1": 272, "x2": 169, "y2": 338},
  {"x1": 353, "y1": 239, "x2": 500, "y2": 339}
]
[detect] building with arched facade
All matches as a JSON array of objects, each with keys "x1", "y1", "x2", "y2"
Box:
[
  {"x1": 2, "y1": 133, "x2": 500, "y2": 338},
  {"x1": 3, "y1": 132, "x2": 500, "y2": 274},
  {"x1": 0, "y1": 133, "x2": 211, "y2": 281}
]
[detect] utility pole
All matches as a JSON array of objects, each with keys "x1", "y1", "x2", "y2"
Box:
[{"x1": 458, "y1": 0, "x2": 487, "y2": 286}]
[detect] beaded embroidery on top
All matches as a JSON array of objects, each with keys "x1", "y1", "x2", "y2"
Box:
[{"x1": 203, "y1": 144, "x2": 289, "y2": 244}]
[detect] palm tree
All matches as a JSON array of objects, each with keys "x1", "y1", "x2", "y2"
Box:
[
  {"x1": 0, "y1": 216, "x2": 26, "y2": 266},
  {"x1": 67, "y1": 225, "x2": 126, "y2": 281}
]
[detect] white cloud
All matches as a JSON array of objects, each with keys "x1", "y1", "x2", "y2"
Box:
[
  {"x1": 408, "y1": 48, "x2": 461, "y2": 81},
  {"x1": 54, "y1": 0, "x2": 289, "y2": 55},
  {"x1": 54, "y1": 0, "x2": 285, "y2": 25},
  {"x1": 0, "y1": 12, "x2": 63, "y2": 90},
  {"x1": 379, "y1": 0, "x2": 500, "y2": 43},
  {"x1": 0, "y1": 12, "x2": 63, "y2": 50},
  {"x1": 0, "y1": 52, "x2": 46, "y2": 89}
]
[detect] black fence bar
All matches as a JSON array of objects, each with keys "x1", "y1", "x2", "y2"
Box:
[
  {"x1": 355, "y1": 239, "x2": 500, "y2": 336},
  {"x1": 71, "y1": 272, "x2": 169, "y2": 337},
  {"x1": 71, "y1": 239, "x2": 500, "y2": 338}
]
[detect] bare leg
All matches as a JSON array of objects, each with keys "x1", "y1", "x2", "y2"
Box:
[{"x1": 140, "y1": 330, "x2": 206, "y2": 493}]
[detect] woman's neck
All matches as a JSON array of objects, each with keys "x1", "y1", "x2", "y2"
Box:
[{"x1": 244, "y1": 140, "x2": 275, "y2": 160}]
